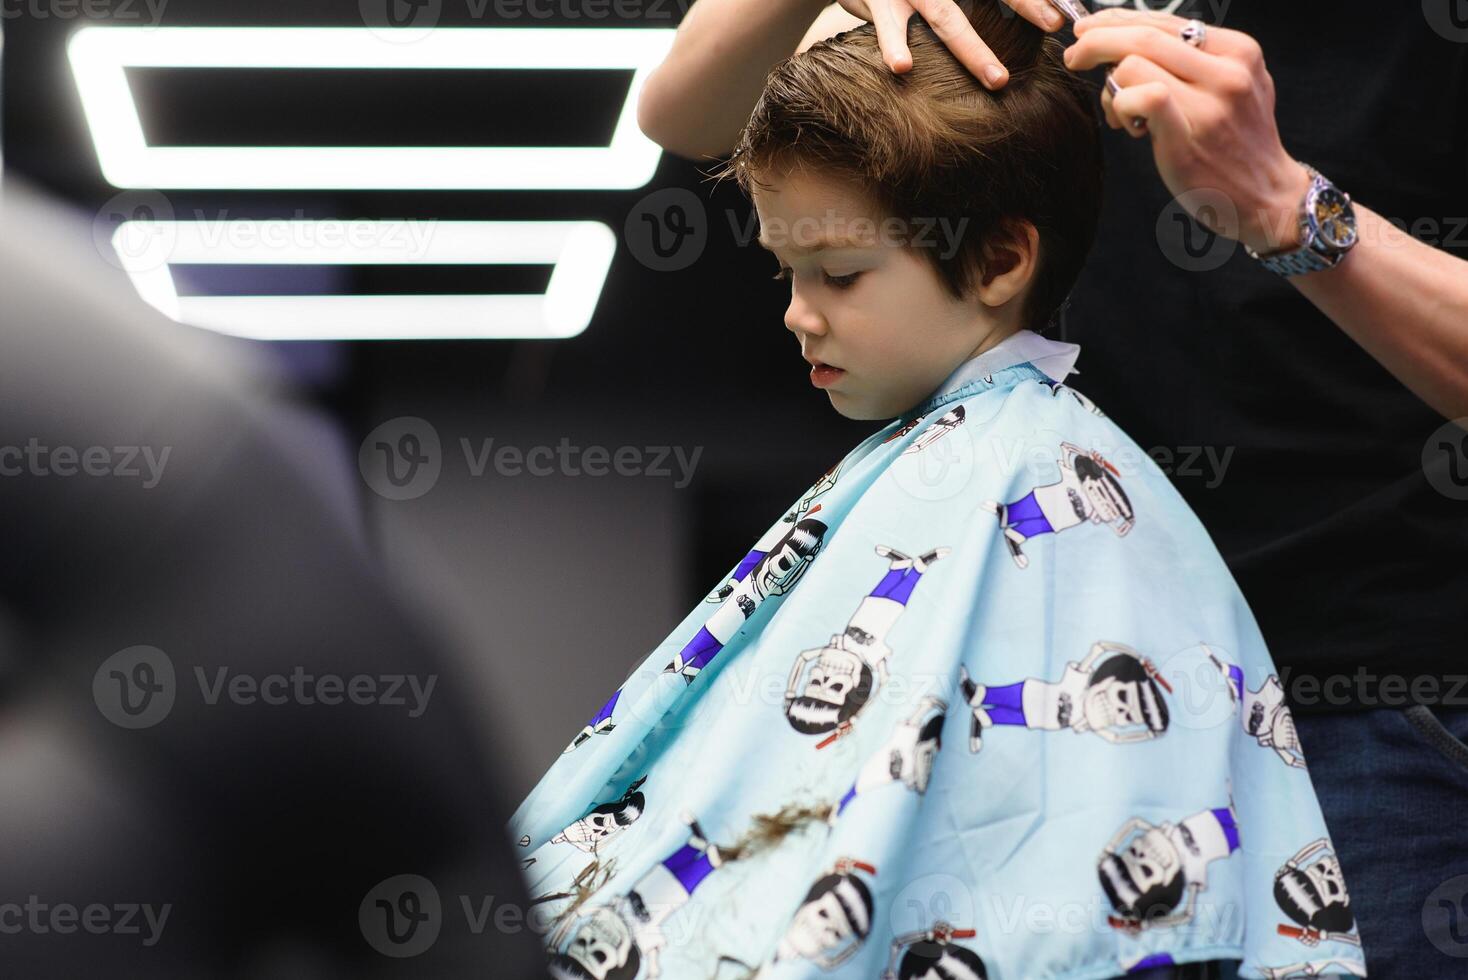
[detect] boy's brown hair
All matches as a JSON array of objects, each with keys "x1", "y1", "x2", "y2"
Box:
[{"x1": 712, "y1": 0, "x2": 1104, "y2": 332}]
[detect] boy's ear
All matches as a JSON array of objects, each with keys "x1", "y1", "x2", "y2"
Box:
[{"x1": 975, "y1": 218, "x2": 1040, "y2": 309}]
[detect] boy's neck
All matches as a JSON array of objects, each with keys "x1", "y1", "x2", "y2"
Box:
[
  {"x1": 924, "y1": 326, "x2": 1082, "y2": 406},
  {"x1": 962, "y1": 323, "x2": 1024, "y2": 366}
]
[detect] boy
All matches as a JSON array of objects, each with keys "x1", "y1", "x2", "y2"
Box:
[{"x1": 510, "y1": 4, "x2": 1366, "y2": 978}]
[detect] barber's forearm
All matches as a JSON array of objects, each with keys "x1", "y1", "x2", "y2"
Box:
[
  {"x1": 637, "y1": 0, "x2": 832, "y2": 160},
  {"x1": 1288, "y1": 204, "x2": 1468, "y2": 421}
]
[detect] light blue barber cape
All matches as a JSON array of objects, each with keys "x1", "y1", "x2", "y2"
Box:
[{"x1": 508, "y1": 331, "x2": 1368, "y2": 980}]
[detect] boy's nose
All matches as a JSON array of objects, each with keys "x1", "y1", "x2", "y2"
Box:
[{"x1": 784, "y1": 288, "x2": 827, "y2": 338}]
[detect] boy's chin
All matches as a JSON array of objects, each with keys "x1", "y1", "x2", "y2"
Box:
[{"x1": 826, "y1": 390, "x2": 904, "y2": 422}]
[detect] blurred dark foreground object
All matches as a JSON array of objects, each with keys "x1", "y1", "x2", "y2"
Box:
[{"x1": 0, "y1": 178, "x2": 548, "y2": 979}]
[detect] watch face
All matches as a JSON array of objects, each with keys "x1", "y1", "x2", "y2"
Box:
[{"x1": 1310, "y1": 186, "x2": 1358, "y2": 250}]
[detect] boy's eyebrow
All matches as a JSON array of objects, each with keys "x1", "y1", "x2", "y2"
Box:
[{"x1": 756, "y1": 234, "x2": 866, "y2": 253}]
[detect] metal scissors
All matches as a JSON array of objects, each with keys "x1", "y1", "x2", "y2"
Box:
[{"x1": 1046, "y1": 0, "x2": 1148, "y2": 130}]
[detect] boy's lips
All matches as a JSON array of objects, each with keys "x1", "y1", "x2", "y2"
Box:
[{"x1": 809, "y1": 362, "x2": 845, "y2": 389}]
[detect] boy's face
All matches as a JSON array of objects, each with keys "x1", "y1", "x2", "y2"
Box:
[{"x1": 752, "y1": 169, "x2": 1006, "y2": 421}]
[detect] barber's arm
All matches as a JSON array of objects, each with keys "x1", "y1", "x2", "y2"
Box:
[
  {"x1": 636, "y1": 0, "x2": 834, "y2": 159},
  {"x1": 1066, "y1": 8, "x2": 1468, "y2": 421},
  {"x1": 637, "y1": 0, "x2": 1066, "y2": 160}
]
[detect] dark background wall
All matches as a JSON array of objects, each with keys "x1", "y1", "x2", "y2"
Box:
[{"x1": 1, "y1": 0, "x2": 887, "y2": 796}]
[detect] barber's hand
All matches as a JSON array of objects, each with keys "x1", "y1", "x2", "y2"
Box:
[
  {"x1": 835, "y1": 0, "x2": 1068, "y2": 88},
  {"x1": 1064, "y1": 8, "x2": 1312, "y2": 255}
]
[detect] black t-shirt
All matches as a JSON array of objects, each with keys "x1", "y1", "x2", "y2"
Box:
[{"x1": 1063, "y1": 1, "x2": 1468, "y2": 712}]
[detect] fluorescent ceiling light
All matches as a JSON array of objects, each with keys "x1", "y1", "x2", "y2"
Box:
[
  {"x1": 68, "y1": 27, "x2": 672, "y2": 190},
  {"x1": 111, "y1": 219, "x2": 616, "y2": 340}
]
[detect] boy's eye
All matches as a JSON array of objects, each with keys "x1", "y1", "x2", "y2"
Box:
[{"x1": 770, "y1": 267, "x2": 861, "y2": 288}]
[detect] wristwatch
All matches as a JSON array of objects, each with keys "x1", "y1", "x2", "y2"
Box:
[{"x1": 1244, "y1": 162, "x2": 1359, "y2": 277}]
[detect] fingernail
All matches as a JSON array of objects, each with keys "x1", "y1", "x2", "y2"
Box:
[{"x1": 985, "y1": 66, "x2": 1005, "y2": 85}]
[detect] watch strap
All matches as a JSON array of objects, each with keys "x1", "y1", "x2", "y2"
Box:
[{"x1": 1245, "y1": 163, "x2": 1351, "y2": 277}]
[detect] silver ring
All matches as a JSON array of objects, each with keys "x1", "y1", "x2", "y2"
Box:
[{"x1": 1180, "y1": 19, "x2": 1207, "y2": 48}]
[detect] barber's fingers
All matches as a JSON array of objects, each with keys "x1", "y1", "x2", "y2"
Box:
[
  {"x1": 1102, "y1": 56, "x2": 1194, "y2": 141},
  {"x1": 907, "y1": 0, "x2": 1011, "y2": 87},
  {"x1": 1074, "y1": 8, "x2": 1266, "y2": 66},
  {"x1": 1101, "y1": 52, "x2": 1195, "y2": 122},
  {"x1": 1065, "y1": 24, "x2": 1220, "y2": 84},
  {"x1": 909, "y1": 0, "x2": 1076, "y2": 88},
  {"x1": 865, "y1": 0, "x2": 1067, "y2": 86},
  {"x1": 1006, "y1": 0, "x2": 1071, "y2": 32},
  {"x1": 838, "y1": 0, "x2": 916, "y2": 73},
  {"x1": 1110, "y1": 81, "x2": 1191, "y2": 140},
  {"x1": 856, "y1": 0, "x2": 918, "y2": 73}
]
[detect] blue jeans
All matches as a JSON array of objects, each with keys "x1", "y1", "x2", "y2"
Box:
[{"x1": 1294, "y1": 704, "x2": 1468, "y2": 977}]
